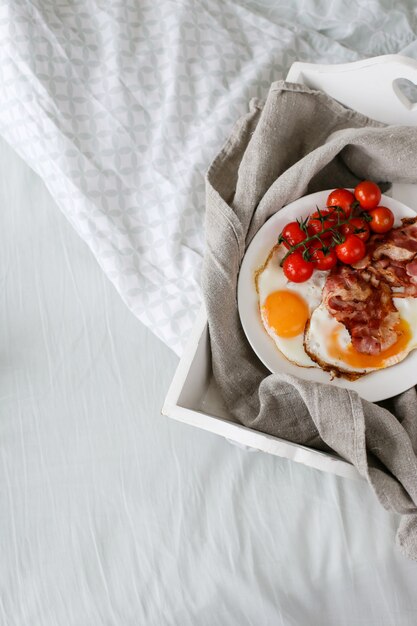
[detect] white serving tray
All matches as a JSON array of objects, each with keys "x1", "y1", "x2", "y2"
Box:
[{"x1": 162, "y1": 54, "x2": 417, "y2": 481}]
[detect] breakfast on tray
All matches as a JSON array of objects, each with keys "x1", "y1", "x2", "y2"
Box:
[{"x1": 255, "y1": 181, "x2": 417, "y2": 380}]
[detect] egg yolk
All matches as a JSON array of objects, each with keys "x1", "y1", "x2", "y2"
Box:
[
  {"x1": 327, "y1": 318, "x2": 412, "y2": 369},
  {"x1": 262, "y1": 290, "x2": 309, "y2": 338}
]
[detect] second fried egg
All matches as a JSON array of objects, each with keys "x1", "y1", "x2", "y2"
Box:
[{"x1": 304, "y1": 297, "x2": 417, "y2": 378}]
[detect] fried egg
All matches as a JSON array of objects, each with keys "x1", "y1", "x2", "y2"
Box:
[
  {"x1": 304, "y1": 297, "x2": 417, "y2": 379},
  {"x1": 256, "y1": 245, "x2": 328, "y2": 367}
]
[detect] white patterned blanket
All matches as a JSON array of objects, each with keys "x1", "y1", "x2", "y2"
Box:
[{"x1": 0, "y1": 0, "x2": 416, "y2": 354}]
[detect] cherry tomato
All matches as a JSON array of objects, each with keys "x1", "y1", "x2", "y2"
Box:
[
  {"x1": 335, "y1": 234, "x2": 366, "y2": 265},
  {"x1": 340, "y1": 217, "x2": 370, "y2": 242},
  {"x1": 283, "y1": 252, "x2": 314, "y2": 283},
  {"x1": 308, "y1": 209, "x2": 337, "y2": 239},
  {"x1": 279, "y1": 221, "x2": 307, "y2": 249},
  {"x1": 368, "y1": 206, "x2": 394, "y2": 234},
  {"x1": 327, "y1": 188, "x2": 355, "y2": 217},
  {"x1": 354, "y1": 180, "x2": 381, "y2": 210},
  {"x1": 309, "y1": 242, "x2": 338, "y2": 271}
]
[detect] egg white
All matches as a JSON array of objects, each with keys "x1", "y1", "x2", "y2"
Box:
[
  {"x1": 257, "y1": 245, "x2": 328, "y2": 367},
  {"x1": 395, "y1": 296, "x2": 417, "y2": 344}
]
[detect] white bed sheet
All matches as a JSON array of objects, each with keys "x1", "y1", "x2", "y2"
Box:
[{"x1": 1, "y1": 138, "x2": 417, "y2": 625}]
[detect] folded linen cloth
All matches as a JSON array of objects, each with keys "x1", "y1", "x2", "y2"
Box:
[{"x1": 202, "y1": 81, "x2": 417, "y2": 560}]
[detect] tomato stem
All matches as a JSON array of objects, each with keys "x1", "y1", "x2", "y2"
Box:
[{"x1": 279, "y1": 205, "x2": 355, "y2": 267}]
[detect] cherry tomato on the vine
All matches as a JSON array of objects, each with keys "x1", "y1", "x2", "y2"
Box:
[
  {"x1": 368, "y1": 206, "x2": 394, "y2": 234},
  {"x1": 335, "y1": 234, "x2": 366, "y2": 265},
  {"x1": 280, "y1": 221, "x2": 307, "y2": 249},
  {"x1": 282, "y1": 252, "x2": 314, "y2": 283},
  {"x1": 327, "y1": 188, "x2": 355, "y2": 217},
  {"x1": 354, "y1": 180, "x2": 381, "y2": 210},
  {"x1": 309, "y1": 242, "x2": 338, "y2": 271},
  {"x1": 340, "y1": 217, "x2": 370, "y2": 242},
  {"x1": 308, "y1": 209, "x2": 337, "y2": 239}
]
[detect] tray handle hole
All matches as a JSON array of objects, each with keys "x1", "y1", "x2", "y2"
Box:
[{"x1": 392, "y1": 77, "x2": 417, "y2": 111}]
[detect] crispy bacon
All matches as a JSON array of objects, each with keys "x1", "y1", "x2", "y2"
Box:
[
  {"x1": 385, "y1": 217, "x2": 417, "y2": 252},
  {"x1": 319, "y1": 217, "x2": 417, "y2": 356},
  {"x1": 352, "y1": 233, "x2": 385, "y2": 269},
  {"x1": 406, "y1": 259, "x2": 417, "y2": 277},
  {"x1": 353, "y1": 216, "x2": 417, "y2": 297},
  {"x1": 373, "y1": 243, "x2": 415, "y2": 262},
  {"x1": 323, "y1": 265, "x2": 400, "y2": 355}
]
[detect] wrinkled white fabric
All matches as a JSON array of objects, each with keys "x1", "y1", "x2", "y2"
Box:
[
  {"x1": 2, "y1": 2, "x2": 417, "y2": 622},
  {"x1": 2, "y1": 136, "x2": 417, "y2": 625},
  {"x1": 0, "y1": 0, "x2": 417, "y2": 353}
]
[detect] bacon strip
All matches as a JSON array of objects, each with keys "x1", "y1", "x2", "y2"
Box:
[
  {"x1": 352, "y1": 216, "x2": 417, "y2": 297},
  {"x1": 323, "y1": 266, "x2": 400, "y2": 355}
]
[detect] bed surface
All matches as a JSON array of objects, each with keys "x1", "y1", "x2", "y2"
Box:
[
  {"x1": 2, "y1": 137, "x2": 417, "y2": 624},
  {"x1": 2, "y1": 0, "x2": 417, "y2": 621}
]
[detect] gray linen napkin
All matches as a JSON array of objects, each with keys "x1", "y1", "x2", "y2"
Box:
[{"x1": 202, "y1": 81, "x2": 417, "y2": 560}]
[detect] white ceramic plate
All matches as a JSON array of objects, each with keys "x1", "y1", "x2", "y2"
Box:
[{"x1": 237, "y1": 190, "x2": 417, "y2": 402}]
